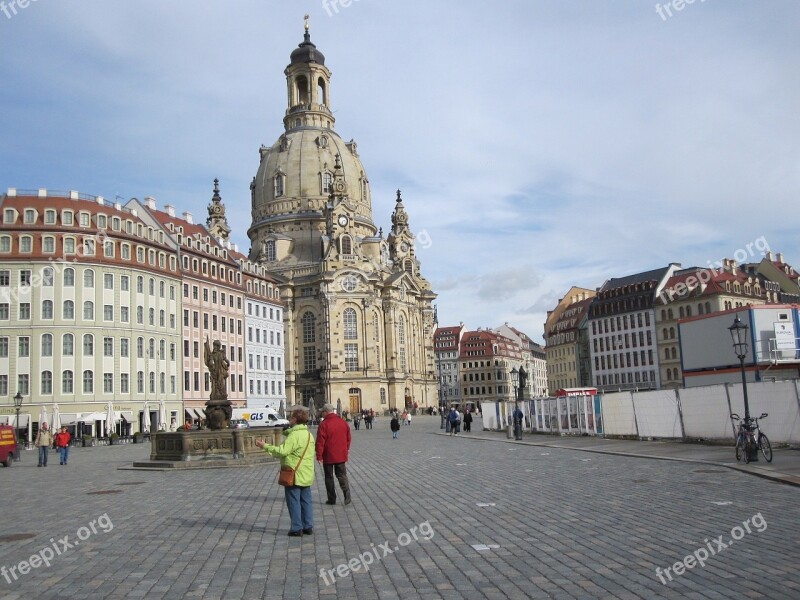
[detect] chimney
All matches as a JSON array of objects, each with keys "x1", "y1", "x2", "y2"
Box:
[
  {"x1": 777, "y1": 252, "x2": 784, "y2": 263},
  {"x1": 114, "y1": 202, "x2": 122, "y2": 211},
  {"x1": 144, "y1": 196, "x2": 156, "y2": 209},
  {"x1": 233, "y1": 243, "x2": 238, "y2": 253},
  {"x1": 183, "y1": 211, "x2": 193, "y2": 224},
  {"x1": 767, "y1": 251, "x2": 774, "y2": 261},
  {"x1": 165, "y1": 204, "x2": 176, "y2": 217}
]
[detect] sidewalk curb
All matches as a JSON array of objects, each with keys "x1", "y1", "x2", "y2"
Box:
[{"x1": 435, "y1": 432, "x2": 800, "y2": 488}]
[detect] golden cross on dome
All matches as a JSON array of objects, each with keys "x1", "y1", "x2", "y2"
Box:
[{"x1": 304, "y1": 14, "x2": 310, "y2": 32}]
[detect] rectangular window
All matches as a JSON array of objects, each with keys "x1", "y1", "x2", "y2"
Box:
[
  {"x1": 104, "y1": 273, "x2": 114, "y2": 289},
  {"x1": 0, "y1": 337, "x2": 7, "y2": 357},
  {"x1": 104, "y1": 305, "x2": 113, "y2": 321},
  {"x1": 120, "y1": 306, "x2": 129, "y2": 322},
  {"x1": 0, "y1": 304, "x2": 9, "y2": 320},
  {"x1": 0, "y1": 270, "x2": 8, "y2": 286},
  {"x1": 104, "y1": 337, "x2": 113, "y2": 356},
  {"x1": 120, "y1": 374, "x2": 129, "y2": 394},
  {"x1": 104, "y1": 373, "x2": 113, "y2": 394},
  {"x1": 19, "y1": 303, "x2": 31, "y2": 320},
  {"x1": 0, "y1": 375, "x2": 7, "y2": 395},
  {"x1": 303, "y1": 346, "x2": 317, "y2": 373},
  {"x1": 43, "y1": 237, "x2": 55, "y2": 253},
  {"x1": 121, "y1": 338, "x2": 129, "y2": 357},
  {"x1": 18, "y1": 374, "x2": 29, "y2": 395},
  {"x1": 18, "y1": 337, "x2": 30, "y2": 357},
  {"x1": 20, "y1": 270, "x2": 31, "y2": 286}
]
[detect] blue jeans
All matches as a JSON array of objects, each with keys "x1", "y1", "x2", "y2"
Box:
[
  {"x1": 392, "y1": 430, "x2": 398, "y2": 438},
  {"x1": 284, "y1": 486, "x2": 313, "y2": 532},
  {"x1": 59, "y1": 446, "x2": 70, "y2": 464},
  {"x1": 38, "y1": 446, "x2": 48, "y2": 466}
]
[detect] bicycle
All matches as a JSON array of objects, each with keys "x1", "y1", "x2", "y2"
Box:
[{"x1": 730, "y1": 413, "x2": 772, "y2": 463}]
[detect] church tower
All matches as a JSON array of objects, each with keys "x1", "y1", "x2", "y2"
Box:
[
  {"x1": 206, "y1": 178, "x2": 231, "y2": 241},
  {"x1": 247, "y1": 19, "x2": 437, "y2": 413}
]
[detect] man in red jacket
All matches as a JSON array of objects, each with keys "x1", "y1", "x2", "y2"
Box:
[{"x1": 316, "y1": 403, "x2": 352, "y2": 505}]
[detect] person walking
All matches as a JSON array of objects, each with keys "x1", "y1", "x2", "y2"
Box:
[
  {"x1": 401, "y1": 410, "x2": 409, "y2": 426},
  {"x1": 463, "y1": 410, "x2": 473, "y2": 433},
  {"x1": 316, "y1": 403, "x2": 352, "y2": 506},
  {"x1": 513, "y1": 405, "x2": 524, "y2": 440},
  {"x1": 35, "y1": 423, "x2": 53, "y2": 467},
  {"x1": 353, "y1": 412, "x2": 361, "y2": 431},
  {"x1": 54, "y1": 426, "x2": 71, "y2": 465},
  {"x1": 390, "y1": 414, "x2": 400, "y2": 439},
  {"x1": 256, "y1": 408, "x2": 315, "y2": 536},
  {"x1": 448, "y1": 407, "x2": 460, "y2": 436}
]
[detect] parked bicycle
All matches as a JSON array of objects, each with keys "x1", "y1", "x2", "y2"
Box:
[{"x1": 730, "y1": 413, "x2": 772, "y2": 463}]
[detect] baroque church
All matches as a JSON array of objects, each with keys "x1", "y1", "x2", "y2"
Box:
[{"x1": 246, "y1": 20, "x2": 438, "y2": 414}]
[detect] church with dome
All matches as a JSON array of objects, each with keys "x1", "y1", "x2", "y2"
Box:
[{"x1": 247, "y1": 20, "x2": 438, "y2": 414}]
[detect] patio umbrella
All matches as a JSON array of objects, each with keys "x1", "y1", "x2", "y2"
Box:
[
  {"x1": 158, "y1": 400, "x2": 167, "y2": 431},
  {"x1": 106, "y1": 402, "x2": 117, "y2": 436},
  {"x1": 39, "y1": 406, "x2": 49, "y2": 430},
  {"x1": 141, "y1": 403, "x2": 149, "y2": 433},
  {"x1": 51, "y1": 404, "x2": 61, "y2": 430}
]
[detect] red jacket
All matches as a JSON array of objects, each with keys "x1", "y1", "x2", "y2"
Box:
[
  {"x1": 54, "y1": 431, "x2": 71, "y2": 448},
  {"x1": 315, "y1": 413, "x2": 351, "y2": 464}
]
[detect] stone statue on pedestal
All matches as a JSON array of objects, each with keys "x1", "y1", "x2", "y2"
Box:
[{"x1": 204, "y1": 337, "x2": 232, "y2": 429}]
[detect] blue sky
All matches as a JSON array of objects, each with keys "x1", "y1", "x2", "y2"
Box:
[{"x1": 1, "y1": 1, "x2": 798, "y2": 342}]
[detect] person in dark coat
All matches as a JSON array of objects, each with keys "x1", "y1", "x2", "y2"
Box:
[
  {"x1": 390, "y1": 415, "x2": 400, "y2": 439},
  {"x1": 315, "y1": 404, "x2": 352, "y2": 505},
  {"x1": 463, "y1": 411, "x2": 473, "y2": 433}
]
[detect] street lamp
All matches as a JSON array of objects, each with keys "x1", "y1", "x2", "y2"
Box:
[
  {"x1": 729, "y1": 315, "x2": 757, "y2": 461},
  {"x1": 13, "y1": 391, "x2": 23, "y2": 462},
  {"x1": 439, "y1": 375, "x2": 446, "y2": 430}
]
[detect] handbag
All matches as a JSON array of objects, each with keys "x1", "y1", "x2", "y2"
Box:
[{"x1": 278, "y1": 432, "x2": 312, "y2": 487}]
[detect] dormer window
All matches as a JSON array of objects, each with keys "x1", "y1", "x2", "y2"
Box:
[
  {"x1": 3, "y1": 209, "x2": 15, "y2": 224},
  {"x1": 44, "y1": 209, "x2": 56, "y2": 224},
  {"x1": 23, "y1": 209, "x2": 36, "y2": 224},
  {"x1": 97, "y1": 214, "x2": 107, "y2": 229},
  {"x1": 79, "y1": 212, "x2": 90, "y2": 227},
  {"x1": 62, "y1": 211, "x2": 73, "y2": 225}
]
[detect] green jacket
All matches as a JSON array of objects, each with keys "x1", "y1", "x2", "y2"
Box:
[{"x1": 264, "y1": 425, "x2": 315, "y2": 487}]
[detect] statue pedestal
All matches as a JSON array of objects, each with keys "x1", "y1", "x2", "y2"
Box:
[
  {"x1": 205, "y1": 397, "x2": 233, "y2": 430},
  {"x1": 134, "y1": 428, "x2": 284, "y2": 469}
]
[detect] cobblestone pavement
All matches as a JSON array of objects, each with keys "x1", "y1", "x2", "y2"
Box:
[{"x1": 1, "y1": 416, "x2": 798, "y2": 599}]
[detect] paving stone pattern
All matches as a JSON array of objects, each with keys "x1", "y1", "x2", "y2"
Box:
[{"x1": 0, "y1": 417, "x2": 798, "y2": 599}]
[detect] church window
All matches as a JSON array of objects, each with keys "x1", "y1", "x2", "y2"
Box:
[
  {"x1": 343, "y1": 308, "x2": 357, "y2": 340},
  {"x1": 361, "y1": 178, "x2": 368, "y2": 200},
  {"x1": 265, "y1": 240, "x2": 276, "y2": 262},
  {"x1": 295, "y1": 75, "x2": 309, "y2": 105},
  {"x1": 317, "y1": 78, "x2": 326, "y2": 106},
  {"x1": 399, "y1": 348, "x2": 407, "y2": 372},
  {"x1": 302, "y1": 312, "x2": 316, "y2": 343},
  {"x1": 380, "y1": 389, "x2": 386, "y2": 404},
  {"x1": 341, "y1": 235, "x2": 352, "y2": 255},
  {"x1": 404, "y1": 259, "x2": 413, "y2": 274},
  {"x1": 345, "y1": 343, "x2": 358, "y2": 371},
  {"x1": 322, "y1": 172, "x2": 333, "y2": 195},
  {"x1": 398, "y1": 316, "x2": 406, "y2": 345},
  {"x1": 303, "y1": 346, "x2": 316, "y2": 373},
  {"x1": 274, "y1": 173, "x2": 285, "y2": 197}
]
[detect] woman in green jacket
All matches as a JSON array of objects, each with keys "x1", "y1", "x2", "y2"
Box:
[{"x1": 256, "y1": 408, "x2": 315, "y2": 536}]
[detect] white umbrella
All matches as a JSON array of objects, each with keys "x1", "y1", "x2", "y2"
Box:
[
  {"x1": 106, "y1": 401, "x2": 117, "y2": 437},
  {"x1": 51, "y1": 404, "x2": 61, "y2": 430},
  {"x1": 141, "y1": 402, "x2": 149, "y2": 434},
  {"x1": 39, "y1": 406, "x2": 49, "y2": 430},
  {"x1": 158, "y1": 400, "x2": 167, "y2": 431}
]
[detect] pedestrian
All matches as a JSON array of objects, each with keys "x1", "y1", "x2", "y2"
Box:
[
  {"x1": 316, "y1": 403, "x2": 352, "y2": 506},
  {"x1": 54, "y1": 426, "x2": 71, "y2": 465},
  {"x1": 183, "y1": 419, "x2": 193, "y2": 431},
  {"x1": 256, "y1": 407, "x2": 315, "y2": 536},
  {"x1": 448, "y1": 407, "x2": 460, "y2": 436},
  {"x1": 402, "y1": 410, "x2": 409, "y2": 426},
  {"x1": 353, "y1": 412, "x2": 361, "y2": 430},
  {"x1": 36, "y1": 423, "x2": 53, "y2": 467},
  {"x1": 513, "y1": 405, "x2": 524, "y2": 440},
  {"x1": 463, "y1": 410, "x2": 472, "y2": 433},
  {"x1": 390, "y1": 414, "x2": 400, "y2": 438}
]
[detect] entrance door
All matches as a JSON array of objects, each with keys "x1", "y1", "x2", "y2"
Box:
[{"x1": 349, "y1": 388, "x2": 361, "y2": 414}]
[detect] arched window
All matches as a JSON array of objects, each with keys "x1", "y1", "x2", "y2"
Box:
[
  {"x1": 341, "y1": 236, "x2": 352, "y2": 255},
  {"x1": 671, "y1": 348, "x2": 677, "y2": 359},
  {"x1": 302, "y1": 312, "x2": 316, "y2": 343},
  {"x1": 42, "y1": 300, "x2": 53, "y2": 319},
  {"x1": 42, "y1": 267, "x2": 54, "y2": 286},
  {"x1": 698, "y1": 303, "x2": 704, "y2": 315},
  {"x1": 661, "y1": 309, "x2": 667, "y2": 320},
  {"x1": 63, "y1": 268, "x2": 74, "y2": 287},
  {"x1": 322, "y1": 172, "x2": 333, "y2": 195},
  {"x1": 679, "y1": 307, "x2": 685, "y2": 319},
  {"x1": 667, "y1": 308, "x2": 674, "y2": 320},
  {"x1": 265, "y1": 240, "x2": 276, "y2": 261},
  {"x1": 398, "y1": 316, "x2": 406, "y2": 345},
  {"x1": 83, "y1": 370, "x2": 94, "y2": 393},
  {"x1": 84, "y1": 269, "x2": 94, "y2": 288},
  {"x1": 669, "y1": 327, "x2": 675, "y2": 339},
  {"x1": 705, "y1": 302, "x2": 711, "y2": 313},
  {"x1": 664, "y1": 348, "x2": 670, "y2": 360},
  {"x1": 83, "y1": 334, "x2": 94, "y2": 356},
  {"x1": 41, "y1": 371, "x2": 52, "y2": 395},
  {"x1": 317, "y1": 77, "x2": 327, "y2": 106},
  {"x1": 662, "y1": 328, "x2": 668, "y2": 340},
  {"x1": 62, "y1": 370, "x2": 73, "y2": 394},
  {"x1": 83, "y1": 301, "x2": 94, "y2": 320},
  {"x1": 41, "y1": 334, "x2": 53, "y2": 357},
  {"x1": 686, "y1": 305, "x2": 692, "y2": 317},
  {"x1": 343, "y1": 308, "x2": 358, "y2": 340},
  {"x1": 63, "y1": 334, "x2": 74, "y2": 356}
]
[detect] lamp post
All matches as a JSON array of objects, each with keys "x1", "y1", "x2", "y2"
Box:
[
  {"x1": 729, "y1": 315, "x2": 757, "y2": 461},
  {"x1": 13, "y1": 391, "x2": 23, "y2": 462},
  {"x1": 510, "y1": 367, "x2": 520, "y2": 439},
  {"x1": 439, "y1": 375, "x2": 446, "y2": 430}
]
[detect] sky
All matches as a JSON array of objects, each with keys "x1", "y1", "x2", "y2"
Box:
[{"x1": 1, "y1": 1, "x2": 798, "y2": 344}]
